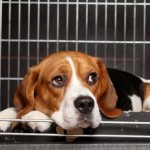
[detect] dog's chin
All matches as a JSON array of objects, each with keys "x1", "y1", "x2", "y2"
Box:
[
  {"x1": 59, "y1": 119, "x2": 92, "y2": 130},
  {"x1": 56, "y1": 116, "x2": 97, "y2": 130},
  {"x1": 76, "y1": 119, "x2": 92, "y2": 128}
]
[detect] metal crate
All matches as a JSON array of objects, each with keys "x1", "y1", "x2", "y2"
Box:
[{"x1": 0, "y1": 0, "x2": 150, "y2": 149}]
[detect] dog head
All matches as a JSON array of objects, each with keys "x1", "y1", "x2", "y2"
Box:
[{"x1": 14, "y1": 51, "x2": 122, "y2": 130}]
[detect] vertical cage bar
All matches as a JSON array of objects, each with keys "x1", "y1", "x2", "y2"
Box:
[
  {"x1": 114, "y1": 0, "x2": 117, "y2": 68},
  {"x1": 66, "y1": 0, "x2": 69, "y2": 50},
  {"x1": 7, "y1": 0, "x2": 11, "y2": 107},
  {"x1": 56, "y1": 0, "x2": 60, "y2": 52},
  {"x1": 0, "y1": 0, "x2": 2, "y2": 109},
  {"x1": 46, "y1": 0, "x2": 50, "y2": 55},
  {"x1": 123, "y1": 0, "x2": 127, "y2": 71},
  {"x1": 143, "y1": 0, "x2": 146, "y2": 78},
  {"x1": 17, "y1": 0, "x2": 21, "y2": 85},
  {"x1": 27, "y1": 0, "x2": 31, "y2": 68},
  {"x1": 85, "y1": 0, "x2": 88, "y2": 54},
  {"x1": 133, "y1": 0, "x2": 136, "y2": 74},
  {"x1": 104, "y1": 0, "x2": 108, "y2": 64},
  {"x1": 95, "y1": 0, "x2": 98, "y2": 56},
  {"x1": 37, "y1": 0, "x2": 40, "y2": 63},
  {"x1": 76, "y1": 0, "x2": 79, "y2": 51}
]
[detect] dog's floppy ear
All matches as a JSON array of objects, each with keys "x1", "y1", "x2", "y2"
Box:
[
  {"x1": 13, "y1": 65, "x2": 40, "y2": 120},
  {"x1": 97, "y1": 59, "x2": 122, "y2": 118}
]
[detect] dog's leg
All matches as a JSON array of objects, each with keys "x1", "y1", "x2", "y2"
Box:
[
  {"x1": 21, "y1": 110, "x2": 52, "y2": 132},
  {"x1": 142, "y1": 83, "x2": 150, "y2": 111},
  {"x1": 0, "y1": 107, "x2": 18, "y2": 132}
]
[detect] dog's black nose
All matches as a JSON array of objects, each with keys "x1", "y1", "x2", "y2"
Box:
[{"x1": 74, "y1": 96, "x2": 94, "y2": 114}]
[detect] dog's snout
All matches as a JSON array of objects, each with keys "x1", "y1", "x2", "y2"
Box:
[{"x1": 74, "y1": 96, "x2": 94, "y2": 114}]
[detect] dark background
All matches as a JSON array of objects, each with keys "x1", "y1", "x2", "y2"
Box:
[{"x1": 1, "y1": 0, "x2": 150, "y2": 109}]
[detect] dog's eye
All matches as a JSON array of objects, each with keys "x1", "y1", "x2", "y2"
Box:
[
  {"x1": 51, "y1": 75, "x2": 66, "y2": 88},
  {"x1": 87, "y1": 72, "x2": 98, "y2": 86}
]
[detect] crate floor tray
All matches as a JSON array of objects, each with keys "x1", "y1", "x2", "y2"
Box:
[{"x1": 1, "y1": 112, "x2": 150, "y2": 144}]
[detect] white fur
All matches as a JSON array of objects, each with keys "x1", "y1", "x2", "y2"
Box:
[
  {"x1": 140, "y1": 77, "x2": 150, "y2": 83},
  {"x1": 129, "y1": 95, "x2": 142, "y2": 112},
  {"x1": 0, "y1": 108, "x2": 51, "y2": 132},
  {"x1": 21, "y1": 111, "x2": 52, "y2": 132},
  {"x1": 0, "y1": 107, "x2": 17, "y2": 132},
  {"x1": 51, "y1": 56, "x2": 101, "y2": 130}
]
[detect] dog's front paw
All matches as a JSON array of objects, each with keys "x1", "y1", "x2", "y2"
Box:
[
  {"x1": 0, "y1": 107, "x2": 17, "y2": 132},
  {"x1": 21, "y1": 111, "x2": 52, "y2": 132}
]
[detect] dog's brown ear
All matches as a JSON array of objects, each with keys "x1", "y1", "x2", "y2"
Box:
[
  {"x1": 99, "y1": 80, "x2": 122, "y2": 118},
  {"x1": 97, "y1": 59, "x2": 122, "y2": 118},
  {"x1": 13, "y1": 65, "x2": 40, "y2": 119}
]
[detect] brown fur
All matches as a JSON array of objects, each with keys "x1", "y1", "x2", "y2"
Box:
[{"x1": 142, "y1": 83, "x2": 150, "y2": 106}]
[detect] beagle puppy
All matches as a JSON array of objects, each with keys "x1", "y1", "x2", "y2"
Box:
[{"x1": 0, "y1": 51, "x2": 150, "y2": 132}]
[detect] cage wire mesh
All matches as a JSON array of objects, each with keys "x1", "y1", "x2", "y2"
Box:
[{"x1": 0, "y1": 1, "x2": 150, "y2": 114}]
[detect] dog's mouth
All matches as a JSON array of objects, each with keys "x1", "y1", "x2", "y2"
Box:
[
  {"x1": 76, "y1": 119, "x2": 91, "y2": 128},
  {"x1": 53, "y1": 114, "x2": 93, "y2": 130},
  {"x1": 76, "y1": 114, "x2": 93, "y2": 128}
]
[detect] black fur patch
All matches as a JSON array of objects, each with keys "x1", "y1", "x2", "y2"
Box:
[{"x1": 107, "y1": 68, "x2": 143, "y2": 111}]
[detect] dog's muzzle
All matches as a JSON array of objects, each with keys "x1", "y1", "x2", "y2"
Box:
[{"x1": 74, "y1": 96, "x2": 94, "y2": 114}]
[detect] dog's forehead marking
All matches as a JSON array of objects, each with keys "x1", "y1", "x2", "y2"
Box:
[
  {"x1": 65, "y1": 56, "x2": 95, "y2": 99},
  {"x1": 65, "y1": 56, "x2": 81, "y2": 85},
  {"x1": 65, "y1": 57, "x2": 75, "y2": 74}
]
